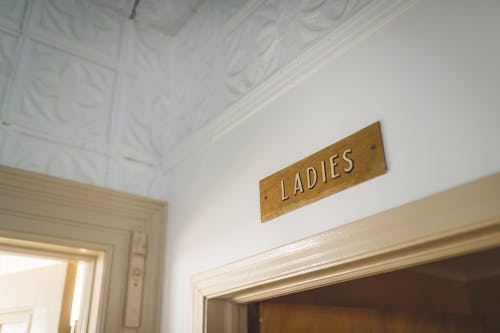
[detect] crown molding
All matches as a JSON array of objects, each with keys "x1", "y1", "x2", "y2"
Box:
[
  {"x1": 164, "y1": 0, "x2": 418, "y2": 171},
  {"x1": 0, "y1": 165, "x2": 165, "y2": 219}
]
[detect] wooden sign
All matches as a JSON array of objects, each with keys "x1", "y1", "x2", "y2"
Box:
[{"x1": 259, "y1": 122, "x2": 387, "y2": 222}]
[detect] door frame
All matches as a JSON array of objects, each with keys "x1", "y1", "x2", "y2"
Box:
[
  {"x1": 0, "y1": 166, "x2": 167, "y2": 333},
  {"x1": 193, "y1": 172, "x2": 500, "y2": 333}
]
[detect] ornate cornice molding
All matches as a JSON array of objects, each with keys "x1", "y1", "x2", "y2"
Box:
[{"x1": 164, "y1": 0, "x2": 418, "y2": 171}]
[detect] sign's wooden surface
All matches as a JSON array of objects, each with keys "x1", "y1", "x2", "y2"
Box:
[{"x1": 259, "y1": 122, "x2": 387, "y2": 222}]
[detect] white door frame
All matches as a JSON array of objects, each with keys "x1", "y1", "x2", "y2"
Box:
[
  {"x1": 193, "y1": 172, "x2": 500, "y2": 333},
  {"x1": 0, "y1": 166, "x2": 167, "y2": 333}
]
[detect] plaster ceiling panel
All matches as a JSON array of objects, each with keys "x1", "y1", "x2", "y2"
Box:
[{"x1": 89, "y1": 0, "x2": 205, "y2": 35}]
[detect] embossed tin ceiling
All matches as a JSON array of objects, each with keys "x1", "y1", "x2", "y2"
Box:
[{"x1": 89, "y1": 0, "x2": 205, "y2": 35}]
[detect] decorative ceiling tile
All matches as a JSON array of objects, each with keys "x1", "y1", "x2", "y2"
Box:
[
  {"x1": 172, "y1": 56, "x2": 215, "y2": 136},
  {"x1": 218, "y1": 0, "x2": 250, "y2": 22},
  {"x1": 13, "y1": 42, "x2": 115, "y2": 143},
  {"x1": 175, "y1": 0, "x2": 217, "y2": 55},
  {"x1": 167, "y1": 1, "x2": 219, "y2": 147},
  {"x1": 0, "y1": 0, "x2": 410, "y2": 193},
  {"x1": 224, "y1": 0, "x2": 288, "y2": 106},
  {"x1": 131, "y1": 23, "x2": 171, "y2": 87},
  {"x1": 108, "y1": 157, "x2": 160, "y2": 198},
  {"x1": 0, "y1": 0, "x2": 28, "y2": 32},
  {"x1": 37, "y1": 0, "x2": 124, "y2": 61},
  {"x1": 134, "y1": 0, "x2": 204, "y2": 35},
  {"x1": 222, "y1": 0, "x2": 373, "y2": 108},
  {"x1": 87, "y1": 0, "x2": 135, "y2": 17},
  {"x1": 89, "y1": 0, "x2": 205, "y2": 36},
  {"x1": 0, "y1": 31, "x2": 18, "y2": 77},
  {"x1": 285, "y1": 0, "x2": 372, "y2": 53},
  {"x1": 0, "y1": 31, "x2": 18, "y2": 112},
  {"x1": 124, "y1": 77, "x2": 170, "y2": 156},
  {"x1": 1, "y1": 130, "x2": 107, "y2": 186}
]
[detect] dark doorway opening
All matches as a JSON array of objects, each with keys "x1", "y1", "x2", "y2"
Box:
[{"x1": 249, "y1": 247, "x2": 500, "y2": 333}]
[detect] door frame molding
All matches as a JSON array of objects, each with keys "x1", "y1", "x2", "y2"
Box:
[
  {"x1": 193, "y1": 173, "x2": 500, "y2": 333},
  {"x1": 0, "y1": 166, "x2": 167, "y2": 333}
]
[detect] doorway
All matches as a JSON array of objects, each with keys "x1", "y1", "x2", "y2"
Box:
[
  {"x1": 0, "y1": 238, "x2": 99, "y2": 333},
  {"x1": 250, "y1": 246, "x2": 500, "y2": 333},
  {"x1": 196, "y1": 173, "x2": 500, "y2": 333},
  {"x1": 0, "y1": 165, "x2": 167, "y2": 332}
]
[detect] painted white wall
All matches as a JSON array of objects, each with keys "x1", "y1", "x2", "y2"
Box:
[
  {"x1": 1, "y1": 1, "x2": 500, "y2": 333},
  {"x1": 162, "y1": 0, "x2": 500, "y2": 332},
  {"x1": 0, "y1": 263, "x2": 67, "y2": 333}
]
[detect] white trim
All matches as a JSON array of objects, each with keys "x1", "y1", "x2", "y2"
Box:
[
  {"x1": 0, "y1": 166, "x2": 167, "y2": 333},
  {"x1": 193, "y1": 172, "x2": 500, "y2": 332},
  {"x1": 192, "y1": 284, "x2": 206, "y2": 333},
  {"x1": 164, "y1": 0, "x2": 419, "y2": 170}
]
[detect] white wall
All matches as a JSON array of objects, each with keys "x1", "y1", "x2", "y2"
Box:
[
  {"x1": 162, "y1": 0, "x2": 500, "y2": 332},
  {"x1": 1, "y1": 1, "x2": 500, "y2": 333},
  {"x1": 0, "y1": 263, "x2": 67, "y2": 333}
]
